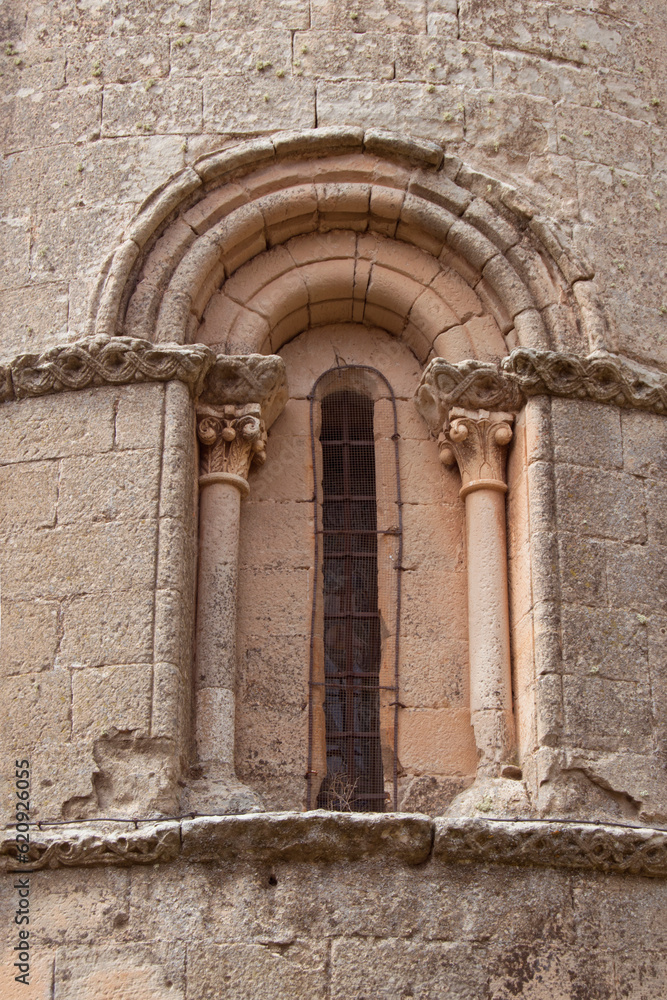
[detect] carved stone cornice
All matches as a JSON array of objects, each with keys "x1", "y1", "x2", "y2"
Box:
[
  {"x1": 4, "y1": 336, "x2": 216, "y2": 401},
  {"x1": 199, "y1": 353, "x2": 288, "y2": 429},
  {"x1": 438, "y1": 407, "x2": 514, "y2": 497},
  {"x1": 195, "y1": 354, "x2": 287, "y2": 490},
  {"x1": 415, "y1": 358, "x2": 523, "y2": 433},
  {"x1": 4, "y1": 815, "x2": 667, "y2": 878},
  {"x1": 416, "y1": 350, "x2": 667, "y2": 425},
  {"x1": 503, "y1": 348, "x2": 667, "y2": 413},
  {"x1": 2, "y1": 340, "x2": 665, "y2": 417},
  {"x1": 434, "y1": 818, "x2": 667, "y2": 878}
]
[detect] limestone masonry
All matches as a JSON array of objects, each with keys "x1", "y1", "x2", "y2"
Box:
[{"x1": 1, "y1": 1, "x2": 667, "y2": 997}]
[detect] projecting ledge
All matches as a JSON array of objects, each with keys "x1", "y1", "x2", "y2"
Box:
[{"x1": 3, "y1": 813, "x2": 667, "y2": 879}]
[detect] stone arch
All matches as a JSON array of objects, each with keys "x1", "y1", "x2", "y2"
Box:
[{"x1": 88, "y1": 128, "x2": 607, "y2": 361}]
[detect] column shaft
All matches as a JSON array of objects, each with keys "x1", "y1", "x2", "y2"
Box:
[{"x1": 195, "y1": 480, "x2": 242, "y2": 771}]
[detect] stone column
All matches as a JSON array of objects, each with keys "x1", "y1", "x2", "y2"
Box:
[
  {"x1": 191, "y1": 356, "x2": 287, "y2": 814},
  {"x1": 415, "y1": 359, "x2": 523, "y2": 780},
  {"x1": 437, "y1": 407, "x2": 515, "y2": 772}
]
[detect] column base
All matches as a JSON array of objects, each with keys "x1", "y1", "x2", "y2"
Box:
[
  {"x1": 187, "y1": 770, "x2": 265, "y2": 816},
  {"x1": 446, "y1": 774, "x2": 531, "y2": 820}
]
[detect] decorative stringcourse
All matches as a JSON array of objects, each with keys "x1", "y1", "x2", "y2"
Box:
[
  {"x1": 1, "y1": 337, "x2": 666, "y2": 415},
  {"x1": 3, "y1": 816, "x2": 667, "y2": 877},
  {"x1": 504, "y1": 348, "x2": 667, "y2": 413},
  {"x1": 435, "y1": 818, "x2": 667, "y2": 878},
  {"x1": 8, "y1": 336, "x2": 216, "y2": 401}
]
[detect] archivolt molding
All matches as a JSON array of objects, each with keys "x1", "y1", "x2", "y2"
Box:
[
  {"x1": 87, "y1": 127, "x2": 606, "y2": 359},
  {"x1": 3, "y1": 814, "x2": 667, "y2": 878}
]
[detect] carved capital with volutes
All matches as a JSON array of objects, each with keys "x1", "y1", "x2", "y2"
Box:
[
  {"x1": 438, "y1": 407, "x2": 514, "y2": 498},
  {"x1": 196, "y1": 353, "x2": 288, "y2": 495},
  {"x1": 197, "y1": 402, "x2": 268, "y2": 491}
]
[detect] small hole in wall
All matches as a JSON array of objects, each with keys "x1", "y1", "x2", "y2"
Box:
[{"x1": 268, "y1": 874, "x2": 278, "y2": 887}]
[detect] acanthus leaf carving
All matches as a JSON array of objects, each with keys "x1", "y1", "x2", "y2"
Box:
[
  {"x1": 197, "y1": 402, "x2": 267, "y2": 481},
  {"x1": 438, "y1": 407, "x2": 514, "y2": 496}
]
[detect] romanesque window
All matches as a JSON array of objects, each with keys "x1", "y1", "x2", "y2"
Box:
[{"x1": 307, "y1": 366, "x2": 402, "y2": 812}]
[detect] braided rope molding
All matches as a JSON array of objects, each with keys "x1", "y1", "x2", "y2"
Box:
[
  {"x1": 1, "y1": 339, "x2": 665, "y2": 417},
  {"x1": 3, "y1": 814, "x2": 667, "y2": 877},
  {"x1": 0, "y1": 337, "x2": 287, "y2": 421},
  {"x1": 416, "y1": 348, "x2": 667, "y2": 429},
  {"x1": 434, "y1": 818, "x2": 667, "y2": 878}
]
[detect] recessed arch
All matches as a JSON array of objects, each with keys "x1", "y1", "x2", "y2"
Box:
[{"x1": 88, "y1": 127, "x2": 607, "y2": 362}]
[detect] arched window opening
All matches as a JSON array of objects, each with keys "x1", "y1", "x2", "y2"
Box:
[{"x1": 307, "y1": 367, "x2": 402, "y2": 813}]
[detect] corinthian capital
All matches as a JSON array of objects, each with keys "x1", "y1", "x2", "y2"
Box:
[
  {"x1": 197, "y1": 402, "x2": 267, "y2": 485},
  {"x1": 438, "y1": 408, "x2": 514, "y2": 497},
  {"x1": 196, "y1": 353, "x2": 288, "y2": 493}
]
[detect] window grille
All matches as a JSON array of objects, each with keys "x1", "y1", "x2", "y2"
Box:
[{"x1": 307, "y1": 366, "x2": 402, "y2": 812}]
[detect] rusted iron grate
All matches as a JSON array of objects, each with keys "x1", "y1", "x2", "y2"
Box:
[{"x1": 307, "y1": 366, "x2": 402, "y2": 813}]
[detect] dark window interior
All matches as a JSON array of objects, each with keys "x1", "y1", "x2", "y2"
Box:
[{"x1": 316, "y1": 389, "x2": 384, "y2": 812}]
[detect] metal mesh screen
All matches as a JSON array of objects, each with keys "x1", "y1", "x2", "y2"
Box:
[{"x1": 307, "y1": 366, "x2": 402, "y2": 812}]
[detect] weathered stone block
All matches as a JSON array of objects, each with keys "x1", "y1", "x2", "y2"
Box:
[
  {"x1": 171, "y1": 29, "x2": 292, "y2": 79},
  {"x1": 331, "y1": 938, "x2": 486, "y2": 1000},
  {"x1": 317, "y1": 80, "x2": 464, "y2": 141},
  {"x1": 53, "y1": 942, "x2": 185, "y2": 1000},
  {"x1": 0, "y1": 86, "x2": 102, "y2": 153},
  {"x1": 555, "y1": 465, "x2": 646, "y2": 543},
  {"x1": 239, "y1": 500, "x2": 314, "y2": 569},
  {"x1": 0, "y1": 599, "x2": 59, "y2": 676},
  {"x1": 65, "y1": 35, "x2": 170, "y2": 85},
  {"x1": 156, "y1": 515, "x2": 197, "y2": 594},
  {"x1": 399, "y1": 706, "x2": 477, "y2": 775},
  {"x1": 1, "y1": 670, "x2": 71, "y2": 747},
  {"x1": 58, "y1": 450, "x2": 160, "y2": 524},
  {"x1": 562, "y1": 675, "x2": 653, "y2": 753},
  {"x1": 0, "y1": 219, "x2": 30, "y2": 291},
  {"x1": 396, "y1": 37, "x2": 492, "y2": 87},
  {"x1": 606, "y1": 541, "x2": 667, "y2": 614},
  {"x1": 458, "y1": 0, "x2": 551, "y2": 55},
  {"x1": 0, "y1": 284, "x2": 69, "y2": 357},
  {"x1": 493, "y1": 49, "x2": 598, "y2": 105},
  {"x1": 237, "y1": 632, "x2": 309, "y2": 707},
  {"x1": 0, "y1": 460, "x2": 58, "y2": 531},
  {"x1": 210, "y1": 0, "x2": 309, "y2": 30},
  {"x1": 551, "y1": 397, "x2": 622, "y2": 470},
  {"x1": 71, "y1": 664, "x2": 152, "y2": 739},
  {"x1": 401, "y1": 500, "x2": 464, "y2": 572},
  {"x1": 114, "y1": 383, "x2": 165, "y2": 451},
  {"x1": 561, "y1": 604, "x2": 649, "y2": 682},
  {"x1": 0, "y1": 388, "x2": 117, "y2": 462},
  {"x1": 556, "y1": 104, "x2": 651, "y2": 173},
  {"x1": 204, "y1": 75, "x2": 315, "y2": 132},
  {"x1": 311, "y1": 0, "x2": 426, "y2": 34},
  {"x1": 296, "y1": 30, "x2": 395, "y2": 80},
  {"x1": 236, "y1": 567, "x2": 312, "y2": 637},
  {"x1": 398, "y1": 633, "x2": 468, "y2": 708},
  {"x1": 59, "y1": 589, "x2": 155, "y2": 668},
  {"x1": 102, "y1": 80, "x2": 203, "y2": 136},
  {"x1": 1, "y1": 520, "x2": 157, "y2": 600},
  {"x1": 558, "y1": 533, "x2": 607, "y2": 607},
  {"x1": 464, "y1": 90, "x2": 556, "y2": 158},
  {"x1": 622, "y1": 409, "x2": 667, "y2": 481}
]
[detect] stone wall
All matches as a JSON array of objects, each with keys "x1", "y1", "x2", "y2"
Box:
[
  {"x1": 509, "y1": 395, "x2": 667, "y2": 824},
  {"x1": 1, "y1": 0, "x2": 665, "y2": 365},
  {"x1": 0, "y1": 381, "x2": 198, "y2": 824},
  {"x1": 3, "y1": 813, "x2": 667, "y2": 1000}
]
